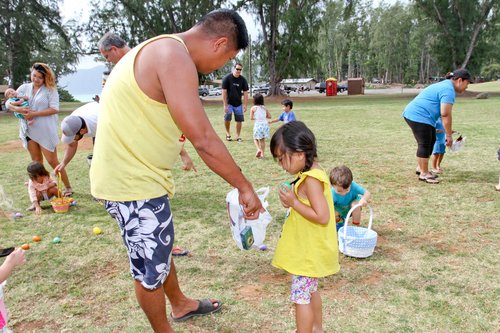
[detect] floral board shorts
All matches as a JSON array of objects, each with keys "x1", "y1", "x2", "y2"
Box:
[
  {"x1": 290, "y1": 275, "x2": 318, "y2": 304},
  {"x1": 105, "y1": 195, "x2": 175, "y2": 290}
]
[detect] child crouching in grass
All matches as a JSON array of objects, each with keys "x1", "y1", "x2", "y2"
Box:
[
  {"x1": 26, "y1": 161, "x2": 58, "y2": 214},
  {"x1": 270, "y1": 121, "x2": 339, "y2": 333},
  {"x1": 330, "y1": 165, "x2": 371, "y2": 231}
]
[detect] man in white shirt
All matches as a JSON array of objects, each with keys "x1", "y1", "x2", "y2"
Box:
[{"x1": 54, "y1": 102, "x2": 99, "y2": 173}]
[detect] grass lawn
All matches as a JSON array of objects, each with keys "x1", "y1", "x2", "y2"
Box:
[
  {"x1": 467, "y1": 80, "x2": 500, "y2": 93},
  {"x1": 0, "y1": 93, "x2": 498, "y2": 332}
]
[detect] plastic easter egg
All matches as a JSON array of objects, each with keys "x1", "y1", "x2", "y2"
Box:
[
  {"x1": 259, "y1": 244, "x2": 268, "y2": 251},
  {"x1": 21, "y1": 243, "x2": 30, "y2": 250},
  {"x1": 52, "y1": 237, "x2": 61, "y2": 244},
  {"x1": 93, "y1": 227, "x2": 102, "y2": 235},
  {"x1": 15, "y1": 212, "x2": 23, "y2": 218},
  {"x1": 32, "y1": 235, "x2": 42, "y2": 242},
  {"x1": 281, "y1": 182, "x2": 292, "y2": 190}
]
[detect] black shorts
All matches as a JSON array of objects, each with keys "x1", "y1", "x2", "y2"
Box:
[{"x1": 404, "y1": 118, "x2": 436, "y2": 158}]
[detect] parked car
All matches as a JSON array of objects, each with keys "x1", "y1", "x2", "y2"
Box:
[
  {"x1": 315, "y1": 82, "x2": 326, "y2": 93},
  {"x1": 337, "y1": 83, "x2": 348, "y2": 93},
  {"x1": 428, "y1": 76, "x2": 445, "y2": 82},
  {"x1": 314, "y1": 82, "x2": 347, "y2": 93},
  {"x1": 371, "y1": 78, "x2": 382, "y2": 84},
  {"x1": 209, "y1": 87, "x2": 222, "y2": 96},
  {"x1": 282, "y1": 85, "x2": 296, "y2": 94},
  {"x1": 252, "y1": 84, "x2": 270, "y2": 95},
  {"x1": 198, "y1": 87, "x2": 209, "y2": 97}
]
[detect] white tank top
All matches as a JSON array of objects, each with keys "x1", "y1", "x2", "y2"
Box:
[{"x1": 254, "y1": 106, "x2": 267, "y2": 123}]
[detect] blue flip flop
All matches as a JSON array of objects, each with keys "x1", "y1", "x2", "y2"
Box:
[{"x1": 171, "y1": 299, "x2": 223, "y2": 322}]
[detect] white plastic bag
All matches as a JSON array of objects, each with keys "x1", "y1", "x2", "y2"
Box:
[
  {"x1": 450, "y1": 134, "x2": 466, "y2": 152},
  {"x1": 226, "y1": 187, "x2": 273, "y2": 250}
]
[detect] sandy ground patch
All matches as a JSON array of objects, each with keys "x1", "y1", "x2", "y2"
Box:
[{"x1": 0, "y1": 137, "x2": 93, "y2": 153}]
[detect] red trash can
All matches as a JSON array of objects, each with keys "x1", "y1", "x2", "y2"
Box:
[{"x1": 326, "y1": 78, "x2": 337, "y2": 96}]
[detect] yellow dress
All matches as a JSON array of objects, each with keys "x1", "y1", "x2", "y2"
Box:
[{"x1": 272, "y1": 168, "x2": 340, "y2": 277}]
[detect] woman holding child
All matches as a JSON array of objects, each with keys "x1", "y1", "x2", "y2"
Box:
[
  {"x1": 6, "y1": 63, "x2": 72, "y2": 196},
  {"x1": 403, "y1": 68, "x2": 471, "y2": 184}
]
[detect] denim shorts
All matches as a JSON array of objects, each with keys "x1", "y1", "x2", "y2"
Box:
[
  {"x1": 224, "y1": 104, "x2": 244, "y2": 122},
  {"x1": 432, "y1": 142, "x2": 446, "y2": 154},
  {"x1": 105, "y1": 195, "x2": 175, "y2": 290},
  {"x1": 290, "y1": 275, "x2": 318, "y2": 304}
]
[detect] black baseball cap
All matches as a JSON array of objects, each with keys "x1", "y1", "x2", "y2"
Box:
[{"x1": 447, "y1": 68, "x2": 472, "y2": 81}]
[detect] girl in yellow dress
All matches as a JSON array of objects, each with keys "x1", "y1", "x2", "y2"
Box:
[{"x1": 270, "y1": 121, "x2": 339, "y2": 333}]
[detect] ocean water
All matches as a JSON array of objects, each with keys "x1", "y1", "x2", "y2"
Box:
[{"x1": 73, "y1": 94, "x2": 100, "y2": 103}]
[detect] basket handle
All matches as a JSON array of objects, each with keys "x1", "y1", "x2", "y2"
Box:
[
  {"x1": 56, "y1": 172, "x2": 62, "y2": 199},
  {"x1": 342, "y1": 203, "x2": 373, "y2": 240}
]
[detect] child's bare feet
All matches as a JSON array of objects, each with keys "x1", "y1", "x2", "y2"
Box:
[
  {"x1": 431, "y1": 167, "x2": 442, "y2": 174},
  {"x1": 495, "y1": 184, "x2": 500, "y2": 191}
]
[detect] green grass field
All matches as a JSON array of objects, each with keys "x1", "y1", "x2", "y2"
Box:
[
  {"x1": 467, "y1": 80, "x2": 500, "y2": 93},
  {"x1": 0, "y1": 93, "x2": 498, "y2": 332}
]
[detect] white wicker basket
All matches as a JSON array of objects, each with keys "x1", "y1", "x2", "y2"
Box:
[{"x1": 338, "y1": 204, "x2": 377, "y2": 258}]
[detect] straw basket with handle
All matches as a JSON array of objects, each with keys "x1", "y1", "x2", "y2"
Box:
[{"x1": 50, "y1": 173, "x2": 71, "y2": 213}]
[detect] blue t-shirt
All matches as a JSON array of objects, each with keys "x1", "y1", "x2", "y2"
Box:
[
  {"x1": 278, "y1": 111, "x2": 296, "y2": 124},
  {"x1": 402, "y1": 80, "x2": 455, "y2": 127},
  {"x1": 331, "y1": 181, "x2": 366, "y2": 218}
]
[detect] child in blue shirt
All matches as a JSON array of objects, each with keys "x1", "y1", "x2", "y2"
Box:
[
  {"x1": 431, "y1": 118, "x2": 446, "y2": 173},
  {"x1": 269, "y1": 98, "x2": 296, "y2": 125},
  {"x1": 330, "y1": 165, "x2": 371, "y2": 231}
]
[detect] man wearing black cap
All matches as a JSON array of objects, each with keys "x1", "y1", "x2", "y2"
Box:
[{"x1": 54, "y1": 102, "x2": 99, "y2": 174}]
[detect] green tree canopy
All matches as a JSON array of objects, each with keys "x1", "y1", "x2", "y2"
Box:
[
  {"x1": 242, "y1": 0, "x2": 324, "y2": 95},
  {"x1": 83, "y1": 0, "x2": 227, "y2": 54},
  {"x1": 415, "y1": 0, "x2": 498, "y2": 72},
  {"x1": 0, "y1": 0, "x2": 78, "y2": 87}
]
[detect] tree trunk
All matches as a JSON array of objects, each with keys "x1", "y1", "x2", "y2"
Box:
[
  {"x1": 461, "y1": 0, "x2": 494, "y2": 68},
  {"x1": 347, "y1": 51, "x2": 352, "y2": 78},
  {"x1": 419, "y1": 49, "x2": 425, "y2": 83}
]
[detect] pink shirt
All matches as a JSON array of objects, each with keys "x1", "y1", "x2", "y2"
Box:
[{"x1": 28, "y1": 176, "x2": 55, "y2": 202}]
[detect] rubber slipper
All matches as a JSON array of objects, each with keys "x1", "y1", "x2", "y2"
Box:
[
  {"x1": 419, "y1": 176, "x2": 439, "y2": 184},
  {"x1": 225, "y1": 135, "x2": 232, "y2": 141},
  {"x1": 416, "y1": 169, "x2": 438, "y2": 178},
  {"x1": 172, "y1": 246, "x2": 190, "y2": 256},
  {"x1": 171, "y1": 299, "x2": 222, "y2": 322},
  {"x1": 63, "y1": 188, "x2": 74, "y2": 197}
]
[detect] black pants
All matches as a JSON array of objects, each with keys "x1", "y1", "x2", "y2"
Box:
[{"x1": 404, "y1": 118, "x2": 436, "y2": 158}]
